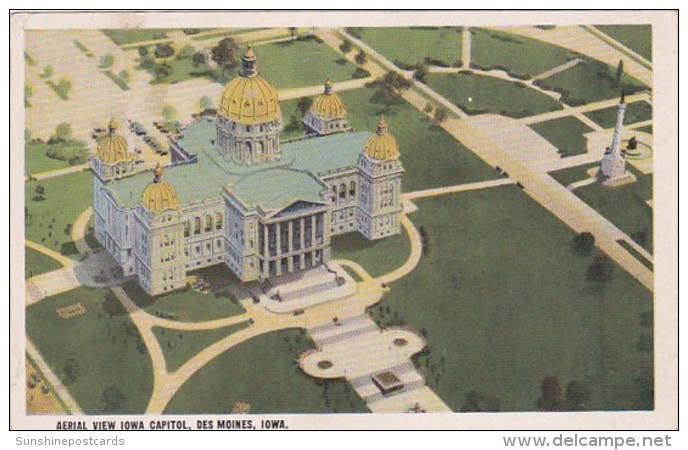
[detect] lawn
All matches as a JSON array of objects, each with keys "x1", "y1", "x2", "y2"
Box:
[
  {"x1": 255, "y1": 38, "x2": 359, "y2": 89},
  {"x1": 153, "y1": 323, "x2": 249, "y2": 372},
  {"x1": 370, "y1": 186, "x2": 653, "y2": 412},
  {"x1": 535, "y1": 59, "x2": 647, "y2": 106},
  {"x1": 101, "y1": 29, "x2": 168, "y2": 46},
  {"x1": 25, "y1": 172, "x2": 93, "y2": 256},
  {"x1": 530, "y1": 116, "x2": 594, "y2": 157},
  {"x1": 584, "y1": 101, "x2": 652, "y2": 129},
  {"x1": 471, "y1": 28, "x2": 574, "y2": 79},
  {"x1": 165, "y1": 329, "x2": 369, "y2": 413},
  {"x1": 637, "y1": 125, "x2": 653, "y2": 135},
  {"x1": 26, "y1": 287, "x2": 154, "y2": 413},
  {"x1": 123, "y1": 279, "x2": 246, "y2": 323},
  {"x1": 146, "y1": 57, "x2": 212, "y2": 85},
  {"x1": 426, "y1": 72, "x2": 563, "y2": 118},
  {"x1": 551, "y1": 166, "x2": 654, "y2": 254},
  {"x1": 25, "y1": 246, "x2": 62, "y2": 279},
  {"x1": 331, "y1": 228, "x2": 410, "y2": 279},
  {"x1": 595, "y1": 25, "x2": 652, "y2": 62},
  {"x1": 280, "y1": 86, "x2": 499, "y2": 192},
  {"x1": 356, "y1": 27, "x2": 463, "y2": 68},
  {"x1": 549, "y1": 163, "x2": 598, "y2": 188},
  {"x1": 25, "y1": 140, "x2": 87, "y2": 175}
]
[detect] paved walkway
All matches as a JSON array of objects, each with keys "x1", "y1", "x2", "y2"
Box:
[
  {"x1": 27, "y1": 164, "x2": 90, "y2": 181},
  {"x1": 583, "y1": 26, "x2": 652, "y2": 69},
  {"x1": 520, "y1": 92, "x2": 651, "y2": 125},
  {"x1": 461, "y1": 27, "x2": 472, "y2": 67},
  {"x1": 403, "y1": 178, "x2": 515, "y2": 201},
  {"x1": 26, "y1": 339, "x2": 83, "y2": 414},
  {"x1": 532, "y1": 58, "x2": 581, "y2": 80},
  {"x1": 491, "y1": 26, "x2": 652, "y2": 87},
  {"x1": 71, "y1": 207, "x2": 93, "y2": 257}
]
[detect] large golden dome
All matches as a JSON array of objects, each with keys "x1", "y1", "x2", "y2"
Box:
[
  {"x1": 97, "y1": 119, "x2": 130, "y2": 164},
  {"x1": 141, "y1": 164, "x2": 179, "y2": 214},
  {"x1": 311, "y1": 78, "x2": 347, "y2": 119},
  {"x1": 364, "y1": 116, "x2": 400, "y2": 161},
  {"x1": 218, "y1": 45, "x2": 281, "y2": 124}
]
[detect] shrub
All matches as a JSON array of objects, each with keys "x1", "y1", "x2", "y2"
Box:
[
  {"x1": 99, "y1": 54, "x2": 115, "y2": 69},
  {"x1": 352, "y1": 67, "x2": 371, "y2": 79}
]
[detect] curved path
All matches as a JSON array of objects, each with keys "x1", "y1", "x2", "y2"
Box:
[{"x1": 71, "y1": 207, "x2": 93, "y2": 257}]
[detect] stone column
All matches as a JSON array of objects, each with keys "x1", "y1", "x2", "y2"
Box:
[
  {"x1": 311, "y1": 215, "x2": 317, "y2": 247},
  {"x1": 287, "y1": 221, "x2": 294, "y2": 272},
  {"x1": 275, "y1": 222, "x2": 282, "y2": 275}
]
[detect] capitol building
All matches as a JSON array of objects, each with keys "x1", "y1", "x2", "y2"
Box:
[{"x1": 90, "y1": 46, "x2": 405, "y2": 295}]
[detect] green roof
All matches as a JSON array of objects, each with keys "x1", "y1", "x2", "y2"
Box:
[{"x1": 107, "y1": 118, "x2": 370, "y2": 213}]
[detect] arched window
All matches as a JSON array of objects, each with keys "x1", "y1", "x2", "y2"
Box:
[
  {"x1": 184, "y1": 221, "x2": 190, "y2": 237},
  {"x1": 205, "y1": 214, "x2": 213, "y2": 232},
  {"x1": 194, "y1": 217, "x2": 201, "y2": 235},
  {"x1": 339, "y1": 183, "x2": 346, "y2": 199},
  {"x1": 215, "y1": 213, "x2": 223, "y2": 230},
  {"x1": 349, "y1": 181, "x2": 356, "y2": 199}
]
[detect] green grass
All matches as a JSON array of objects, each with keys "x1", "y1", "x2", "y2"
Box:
[
  {"x1": 595, "y1": 25, "x2": 652, "y2": 62},
  {"x1": 103, "y1": 71, "x2": 130, "y2": 90},
  {"x1": 25, "y1": 140, "x2": 87, "y2": 175},
  {"x1": 191, "y1": 28, "x2": 267, "y2": 41},
  {"x1": 146, "y1": 57, "x2": 212, "y2": 85},
  {"x1": 24, "y1": 51, "x2": 36, "y2": 66},
  {"x1": 254, "y1": 39, "x2": 358, "y2": 89},
  {"x1": 535, "y1": 59, "x2": 647, "y2": 106},
  {"x1": 123, "y1": 279, "x2": 246, "y2": 322},
  {"x1": 549, "y1": 163, "x2": 598, "y2": 187},
  {"x1": 73, "y1": 40, "x2": 94, "y2": 58},
  {"x1": 584, "y1": 101, "x2": 652, "y2": 129},
  {"x1": 25, "y1": 172, "x2": 93, "y2": 256},
  {"x1": 102, "y1": 29, "x2": 168, "y2": 46},
  {"x1": 471, "y1": 28, "x2": 574, "y2": 79},
  {"x1": 636, "y1": 125, "x2": 653, "y2": 135},
  {"x1": 153, "y1": 323, "x2": 249, "y2": 372},
  {"x1": 25, "y1": 246, "x2": 62, "y2": 279},
  {"x1": 26, "y1": 287, "x2": 154, "y2": 413},
  {"x1": 280, "y1": 86, "x2": 498, "y2": 192},
  {"x1": 331, "y1": 228, "x2": 410, "y2": 279},
  {"x1": 357, "y1": 27, "x2": 463, "y2": 68},
  {"x1": 550, "y1": 166, "x2": 653, "y2": 253},
  {"x1": 165, "y1": 329, "x2": 369, "y2": 413},
  {"x1": 427, "y1": 72, "x2": 563, "y2": 118},
  {"x1": 370, "y1": 186, "x2": 653, "y2": 412},
  {"x1": 530, "y1": 116, "x2": 594, "y2": 157}
]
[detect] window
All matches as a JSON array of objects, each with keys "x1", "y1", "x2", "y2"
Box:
[
  {"x1": 349, "y1": 181, "x2": 356, "y2": 199},
  {"x1": 194, "y1": 217, "x2": 201, "y2": 235},
  {"x1": 184, "y1": 221, "x2": 190, "y2": 237},
  {"x1": 216, "y1": 213, "x2": 223, "y2": 230},
  {"x1": 339, "y1": 183, "x2": 346, "y2": 199}
]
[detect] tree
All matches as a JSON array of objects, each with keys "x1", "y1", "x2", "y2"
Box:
[
  {"x1": 563, "y1": 380, "x2": 590, "y2": 411},
  {"x1": 34, "y1": 185, "x2": 45, "y2": 201},
  {"x1": 162, "y1": 105, "x2": 177, "y2": 122},
  {"x1": 424, "y1": 102, "x2": 434, "y2": 114},
  {"x1": 118, "y1": 70, "x2": 130, "y2": 83},
  {"x1": 99, "y1": 53, "x2": 114, "y2": 69},
  {"x1": 297, "y1": 97, "x2": 313, "y2": 116},
  {"x1": 354, "y1": 50, "x2": 367, "y2": 65},
  {"x1": 339, "y1": 39, "x2": 352, "y2": 54},
  {"x1": 461, "y1": 391, "x2": 501, "y2": 412},
  {"x1": 211, "y1": 37, "x2": 239, "y2": 79},
  {"x1": 154, "y1": 43, "x2": 175, "y2": 60},
  {"x1": 615, "y1": 59, "x2": 624, "y2": 86},
  {"x1": 25, "y1": 84, "x2": 33, "y2": 103},
  {"x1": 57, "y1": 78, "x2": 72, "y2": 97},
  {"x1": 289, "y1": 27, "x2": 298, "y2": 40},
  {"x1": 101, "y1": 385, "x2": 127, "y2": 412},
  {"x1": 199, "y1": 96, "x2": 212, "y2": 111},
  {"x1": 138, "y1": 46, "x2": 149, "y2": 58},
  {"x1": 586, "y1": 255, "x2": 614, "y2": 285},
  {"x1": 413, "y1": 66, "x2": 429, "y2": 83},
  {"x1": 53, "y1": 123, "x2": 73, "y2": 142},
  {"x1": 370, "y1": 84, "x2": 404, "y2": 114},
  {"x1": 41, "y1": 65, "x2": 54, "y2": 78},
  {"x1": 572, "y1": 231, "x2": 595, "y2": 256},
  {"x1": 177, "y1": 45, "x2": 195, "y2": 60},
  {"x1": 192, "y1": 51, "x2": 207, "y2": 67},
  {"x1": 434, "y1": 106, "x2": 448, "y2": 123},
  {"x1": 537, "y1": 376, "x2": 563, "y2": 411},
  {"x1": 63, "y1": 359, "x2": 80, "y2": 383}
]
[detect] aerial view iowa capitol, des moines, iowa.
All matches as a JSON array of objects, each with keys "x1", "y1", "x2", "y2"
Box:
[{"x1": 12, "y1": 11, "x2": 677, "y2": 429}]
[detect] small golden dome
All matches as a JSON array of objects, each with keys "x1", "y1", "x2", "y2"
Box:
[
  {"x1": 218, "y1": 45, "x2": 282, "y2": 125},
  {"x1": 310, "y1": 78, "x2": 347, "y2": 119},
  {"x1": 97, "y1": 119, "x2": 130, "y2": 164},
  {"x1": 364, "y1": 116, "x2": 400, "y2": 161},
  {"x1": 141, "y1": 164, "x2": 179, "y2": 214}
]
